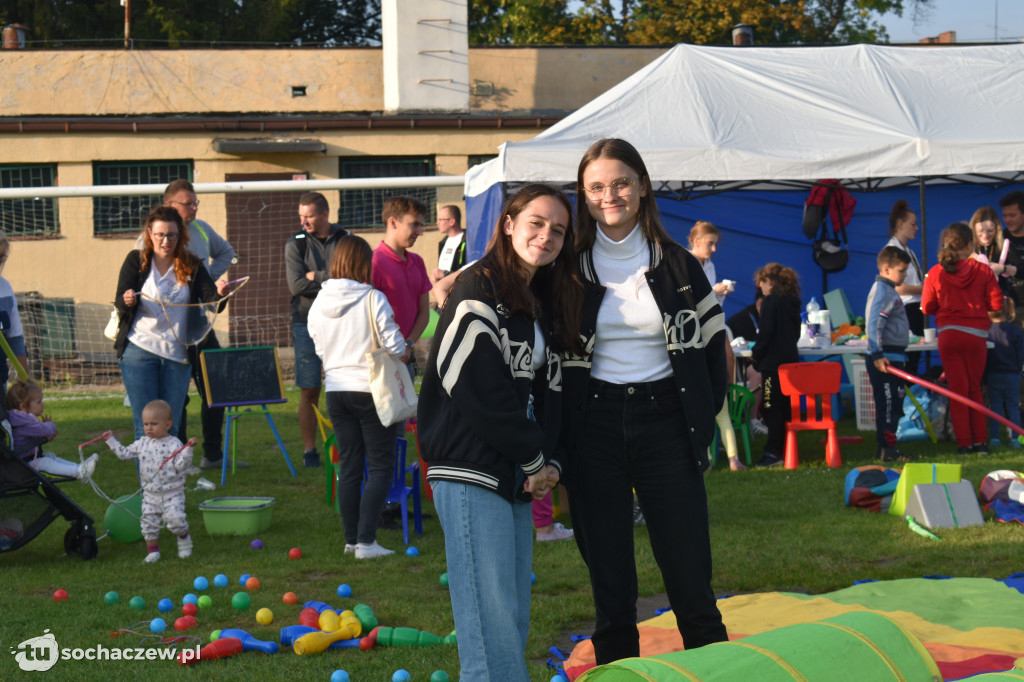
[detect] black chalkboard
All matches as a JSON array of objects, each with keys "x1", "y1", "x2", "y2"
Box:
[{"x1": 200, "y1": 346, "x2": 286, "y2": 407}]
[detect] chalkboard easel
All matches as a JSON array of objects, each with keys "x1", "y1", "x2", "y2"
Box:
[{"x1": 199, "y1": 346, "x2": 296, "y2": 485}]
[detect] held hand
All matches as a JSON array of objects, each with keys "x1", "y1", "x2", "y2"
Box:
[
  {"x1": 873, "y1": 357, "x2": 890, "y2": 373},
  {"x1": 186, "y1": 437, "x2": 198, "y2": 448},
  {"x1": 524, "y1": 471, "x2": 551, "y2": 501},
  {"x1": 712, "y1": 282, "x2": 729, "y2": 296},
  {"x1": 216, "y1": 280, "x2": 229, "y2": 296},
  {"x1": 122, "y1": 289, "x2": 137, "y2": 307},
  {"x1": 543, "y1": 464, "x2": 560, "y2": 488},
  {"x1": 991, "y1": 263, "x2": 1005, "y2": 276},
  {"x1": 401, "y1": 347, "x2": 412, "y2": 363}
]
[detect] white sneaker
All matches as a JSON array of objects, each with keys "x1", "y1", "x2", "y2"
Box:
[
  {"x1": 536, "y1": 522, "x2": 574, "y2": 542},
  {"x1": 354, "y1": 541, "x2": 394, "y2": 559},
  {"x1": 78, "y1": 454, "x2": 98, "y2": 483},
  {"x1": 177, "y1": 536, "x2": 192, "y2": 559},
  {"x1": 344, "y1": 544, "x2": 356, "y2": 555},
  {"x1": 750, "y1": 418, "x2": 768, "y2": 435},
  {"x1": 143, "y1": 551, "x2": 161, "y2": 564}
]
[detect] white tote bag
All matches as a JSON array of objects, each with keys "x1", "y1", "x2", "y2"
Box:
[{"x1": 365, "y1": 293, "x2": 418, "y2": 427}]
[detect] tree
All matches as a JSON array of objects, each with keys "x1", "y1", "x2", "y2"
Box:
[
  {"x1": 467, "y1": 0, "x2": 934, "y2": 46},
  {"x1": 0, "y1": 0, "x2": 380, "y2": 47}
]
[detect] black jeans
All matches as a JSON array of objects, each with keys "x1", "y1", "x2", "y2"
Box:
[
  {"x1": 567, "y1": 377, "x2": 727, "y2": 665},
  {"x1": 183, "y1": 332, "x2": 226, "y2": 461},
  {"x1": 866, "y1": 359, "x2": 905, "y2": 450},
  {"x1": 326, "y1": 391, "x2": 399, "y2": 546},
  {"x1": 761, "y1": 370, "x2": 787, "y2": 457}
]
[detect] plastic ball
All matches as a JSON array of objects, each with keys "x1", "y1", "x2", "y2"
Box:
[
  {"x1": 193, "y1": 576, "x2": 209, "y2": 591},
  {"x1": 392, "y1": 670, "x2": 411, "y2": 682},
  {"x1": 359, "y1": 637, "x2": 374, "y2": 651},
  {"x1": 439, "y1": 572, "x2": 449, "y2": 587},
  {"x1": 245, "y1": 576, "x2": 260, "y2": 590},
  {"x1": 282, "y1": 592, "x2": 298, "y2": 605},
  {"x1": 103, "y1": 492, "x2": 143, "y2": 543},
  {"x1": 531, "y1": 572, "x2": 536, "y2": 584},
  {"x1": 182, "y1": 603, "x2": 198, "y2": 617},
  {"x1": 431, "y1": 672, "x2": 451, "y2": 682},
  {"x1": 550, "y1": 676, "x2": 569, "y2": 682},
  {"x1": 337, "y1": 584, "x2": 352, "y2": 598},
  {"x1": 53, "y1": 589, "x2": 68, "y2": 601},
  {"x1": 182, "y1": 593, "x2": 198, "y2": 605},
  {"x1": 197, "y1": 595, "x2": 212, "y2": 609},
  {"x1": 251, "y1": 539, "x2": 263, "y2": 550},
  {"x1": 129, "y1": 596, "x2": 145, "y2": 610},
  {"x1": 239, "y1": 573, "x2": 251, "y2": 586},
  {"x1": 158, "y1": 598, "x2": 173, "y2": 612},
  {"x1": 210, "y1": 629, "x2": 221, "y2": 642},
  {"x1": 405, "y1": 546, "x2": 419, "y2": 557},
  {"x1": 231, "y1": 592, "x2": 251, "y2": 610},
  {"x1": 256, "y1": 607, "x2": 274, "y2": 625},
  {"x1": 150, "y1": 618, "x2": 166, "y2": 634},
  {"x1": 213, "y1": 574, "x2": 229, "y2": 588},
  {"x1": 288, "y1": 547, "x2": 302, "y2": 560},
  {"x1": 103, "y1": 591, "x2": 119, "y2": 605},
  {"x1": 331, "y1": 671, "x2": 350, "y2": 682}
]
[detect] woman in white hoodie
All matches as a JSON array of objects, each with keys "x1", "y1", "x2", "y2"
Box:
[{"x1": 307, "y1": 235, "x2": 410, "y2": 559}]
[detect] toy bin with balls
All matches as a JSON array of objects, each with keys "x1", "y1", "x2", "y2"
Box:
[{"x1": 199, "y1": 497, "x2": 276, "y2": 535}]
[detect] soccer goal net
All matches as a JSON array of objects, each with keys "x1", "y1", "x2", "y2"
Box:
[{"x1": 0, "y1": 175, "x2": 463, "y2": 390}]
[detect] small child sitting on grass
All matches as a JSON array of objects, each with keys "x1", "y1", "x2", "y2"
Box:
[
  {"x1": 985, "y1": 298, "x2": 1024, "y2": 449},
  {"x1": 6, "y1": 380, "x2": 98, "y2": 482},
  {"x1": 865, "y1": 245, "x2": 915, "y2": 462},
  {"x1": 105, "y1": 399, "x2": 196, "y2": 564}
]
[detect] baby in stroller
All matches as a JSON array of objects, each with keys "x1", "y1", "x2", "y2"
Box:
[{"x1": 6, "y1": 380, "x2": 98, "y2": 482}]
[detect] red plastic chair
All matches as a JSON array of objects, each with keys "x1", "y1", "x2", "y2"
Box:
[{"x1": 777, "y1": 362, "x2": 843, "y2": 470}]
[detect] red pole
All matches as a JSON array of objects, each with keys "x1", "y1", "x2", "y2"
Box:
[{"x1": 887, "y1": 365, "x2": 1024, "y2": 440}]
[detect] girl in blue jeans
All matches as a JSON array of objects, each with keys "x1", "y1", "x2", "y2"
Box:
[
  {"x1": 418, "y1": 184, "x2": 583, "y2": 681},
  {"x1": 114, "y1": 206, "x2": 225, "y2": 439}
]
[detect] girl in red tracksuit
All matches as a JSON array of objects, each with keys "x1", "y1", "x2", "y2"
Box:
[{"x1": 921, "y1": 222, "x2": 1003, "y2": 453}]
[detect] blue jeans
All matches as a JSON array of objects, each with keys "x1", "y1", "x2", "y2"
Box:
[
  {"x1": 119, "y1": 342, "x2": 191, "y2": 439},
  {"x1": 292, "y1": 322, "x2": 322, "y2": 389},
  {"x1": 326, "y1": 391, "x2": 399, "y2": 545},
  {"x1": 432, "y1": 481, "x2": 533, "y2": 682},
  {"x1": 988, "y1": 371, "x2": 1022, "y2": 442},
  {"x1": 566, "y1": 377, "x2": 727, "y2": 664}
]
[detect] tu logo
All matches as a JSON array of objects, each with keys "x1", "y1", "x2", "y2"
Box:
[{"x1": 11, "y1": 629, "x2": 59, "y2": 672}]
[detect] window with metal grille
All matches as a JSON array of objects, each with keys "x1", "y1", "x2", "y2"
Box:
[
  {"x1": 92, "y1": 161, "x2": 192, "y2": 235},
  {"x1": 0, "y1": 165, "x2": 58, "y2": 237},
  {"x1": 339, "y1": 157, "x2": 436, "y2": 229}
]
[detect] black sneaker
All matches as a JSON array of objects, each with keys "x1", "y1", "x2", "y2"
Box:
[
  {"x1": 956, "y1": 446, "x2": 972, "y2": 455},
  {"x1": 303, "y1": 449, "x2": 321, "y2": 468},
  {"x1": 880, "y1": 447, "x2": 916, "y2": 463},
  {"x1": 755, "y1": 453, "x2": 783, "y2": 468},
  {"x1": 971, "y1": 443, "x2": 989, "y2": 456}
]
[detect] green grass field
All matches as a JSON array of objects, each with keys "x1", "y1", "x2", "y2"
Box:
[{"x1": 2, "y1": 384, "x2": 1021, "y2": 681}]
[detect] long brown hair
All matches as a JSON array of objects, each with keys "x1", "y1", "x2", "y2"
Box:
[
  {"x1": 139, "y1": 206, "x2": 194, "y2": 284},
  {"x1": 969, "y1": 206, "x2": 1003, "y2": 256},
  {"x1": 329, "y1": 235, "x2": 373, "y2": 283},
  {"x1": 938, "y1": 222, "x2": 973, "y2": 273},
  {"x1": 575, "y1": 138, "x2": 670, "y2": 252},
  {"x1": 754, "y1": 262, "x2": 800, "y2": 299},
  {"x1": 479, "y1": 183, "x2": 583, "y2": 353}
]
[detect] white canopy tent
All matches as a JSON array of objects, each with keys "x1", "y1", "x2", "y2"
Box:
[
  {"x1": 464, "y1": 43, "x2": 1024, "y2": 314},
  {"x1": 467, "y1": 42, "x2": 1024, "y2": 195}
]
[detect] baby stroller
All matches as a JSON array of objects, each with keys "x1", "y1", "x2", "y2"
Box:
[{"x1": 0, "y1": 403, "x2": 97, "y2": 560}]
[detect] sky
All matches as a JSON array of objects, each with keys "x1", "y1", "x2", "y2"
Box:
[{"x1": 879, "y1": 0, "x2": 1024, "y2": 43}]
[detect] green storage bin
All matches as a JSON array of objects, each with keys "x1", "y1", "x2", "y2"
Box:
[{"x1": 199, "y1": 497, "x2": 275, "y2": 535}]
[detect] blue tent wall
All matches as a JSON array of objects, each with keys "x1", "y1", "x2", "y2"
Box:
[{"x1": 467, "y1": 181, "x2": 1024, "y2": 322}]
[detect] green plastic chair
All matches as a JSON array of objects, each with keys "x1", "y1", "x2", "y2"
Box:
[{"x1": 711, "y1": 384, "x2": 755, "y2": 467}]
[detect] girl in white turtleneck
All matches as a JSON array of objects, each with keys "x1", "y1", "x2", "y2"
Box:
[{"x1": 561, "y1": 138, "x2": 729, "y2": 665}]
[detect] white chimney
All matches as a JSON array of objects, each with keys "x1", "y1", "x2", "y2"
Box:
[{"x1": 382, "y1": 0, "x2": 470, "y2": 112}]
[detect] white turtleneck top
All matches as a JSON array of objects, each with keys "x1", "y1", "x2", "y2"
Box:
[{"x1": 590, "y1": 225, "x2": 673, "y2": 383}]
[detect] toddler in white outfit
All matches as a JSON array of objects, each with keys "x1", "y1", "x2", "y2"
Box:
[{"x1": 106, "y1": 399, "x2": 195, "y2": 563}]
